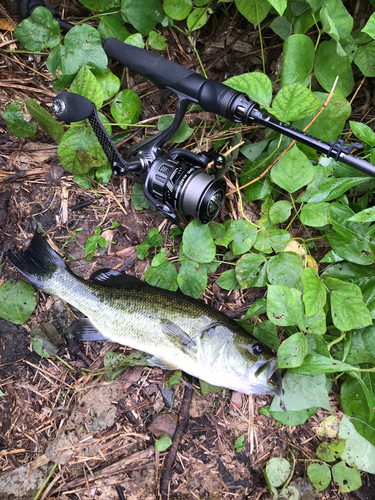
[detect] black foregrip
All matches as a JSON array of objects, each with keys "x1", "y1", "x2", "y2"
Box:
[
  {"x1": 103, "y1": 37, "x2": 241, "y2": 117},
  {"x1": 53, "y1": 92, "x2": 94, "y2": 122},
  {"x1": 340, "y1": 153, "x2": 375, "y2": 177}
]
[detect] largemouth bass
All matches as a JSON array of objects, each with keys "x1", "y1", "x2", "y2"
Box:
[{"x1": 8, "y1": 231, "x2": 284, "y2": 408}]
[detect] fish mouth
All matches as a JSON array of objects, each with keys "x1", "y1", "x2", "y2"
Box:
[{"x1": 267, "y1": 358, "x2": 286, "y2": 412}]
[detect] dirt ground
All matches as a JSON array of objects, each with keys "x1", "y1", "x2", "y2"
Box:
[{"x1": 0, "y1": 1, "x2": 375, "y2": 499}]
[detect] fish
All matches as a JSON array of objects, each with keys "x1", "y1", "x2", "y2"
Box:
[{"x1": 8, "y1": 231, "x2": 285, "y2": 409}]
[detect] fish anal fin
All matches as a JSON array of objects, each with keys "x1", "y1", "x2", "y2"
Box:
[
  {"x1": 148, "y1": 356, "x2": 179, "y2": 370},
  {"x1": 90, "y1": 268, "x2": 145, "y2": 287},
  {"x1": 160, "y1": 318, "x2": 196, "y2": 352},
  {"x1": 68, "y1": 318, "x2": 108, "y2": 342}
]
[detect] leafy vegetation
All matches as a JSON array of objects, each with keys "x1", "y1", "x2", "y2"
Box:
[{"x1": 2, "y1": 0, "x2": 375, "y2": 494}]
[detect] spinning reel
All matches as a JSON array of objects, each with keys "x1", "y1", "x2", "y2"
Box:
[{"x1": 52, "y1": 92, "x2": 227, "y2": 226}]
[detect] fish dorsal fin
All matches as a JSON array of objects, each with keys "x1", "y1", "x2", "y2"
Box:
[
  {"x1": 68, "y1": 318, "x2": 108, "y2": 342},
  {"x1": 90, "y1": 268, "x2": 145, "y2": 287},
  {"x1": 160, "y1": 318, "x2": 196, "y2": 350}
]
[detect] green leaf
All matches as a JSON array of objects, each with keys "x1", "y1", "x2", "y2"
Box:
[
  {"x1": 163, "y1": 0, "x2": 192, "y2": 20},
  {"x1": 125, "y1": 33, "x2": 145, "y2": 48},
  {"x1": 301, "y1": 268, "x2": 327, "y2": 316},
  {"x1": 362, "y1": 12, "x2": 375, "y2": 39},
  {"x1": 269, "y1": 200, "x2": 292, "y2": 224},
  {"x1": 57, "y1": 123, "x2": 109, "y2": 174},
  {"x1": 362, "y1": 278, "x2": 375, "y2": 318},
  {"x1": 265, "y1": 457, "x2": 290, "y2": 488},
  {"x1": 240, "y1": 159, "x2": 274, "y2": 202},
  {"x1": 270, "y1": 372, "x2": 331, "y2": 412},
  {"x1": 253, "y1": 320, "x2": 279, "y2": 350},
  {"x1": 316, "y1": 439, "x2": 346, "y2": 462},
  {"x1": 47, "y1": 24, "x2": 108, "y2": 79},
  {"x1": 327, "y1": 227, "x2": 373, "y2": 266},
  {"x1": 80, "y1": 0, "x2": 119, "y2": 8},
  {"x1": 14, "y1": 6, "x2": 60, "y2": 51},
  {"x1": 299, "y1": 309, "x2": 326, "y2": 335},
  {"x1": 281, "y1": 34, "x2": 314, "y2": 87},
  {"x1": 341, "y1": 372, "x2": 375, "y2": 446},
  {"x1": 224, "y1": 73, "x2": 272, "y2": 107},
  {"x1": 290, "y1": 354, "x2": 359, "y2": 375},
  {"x1": 31, "y1": 336, "x2": 59, "y2": 358},
  {"x1": 155, "y1": 433, "x2": 173, "y2": 451},
  {"x1": 292, "y1": 92, "x2": 351, "y2": 159},
  {"x1": 243, "y1": 298, "x2": 267, "y2": 319},
  {"x1": 177, "y1": 260, "x2": 207, "y2": 299},
  {"x1": 70, "y1": 66, "x2": 104, "y2": 110},
  {"x1": 267, "y1": 285, "x2": 304, "y2": 326},
  {"x1": 350, "y1": 205, "x2": 375, "y2": 223},
  {"x1": 121, "y1": 0, "x2": 164, "y2": 34},
  {"x1": 332, "y1": 461, "x2": 362, "y2": 493},
  {"x1": 315, "y1": 40, "x2": 354, "y2": 97},
  {"x1": 339, "y1": 415, "x2": 375, "y2": 474},
  {"x1": 270, "y1": 16, "x2": 291, "y2": 40},
  {"x1": 254, "y1": 228, "x2": 290, "y2": 254},
  {"x1": 98, "y1": 14, "x2": 131, "y2": 41},
  {"x1": 145, "y1": 261, "x2": 178, "y2": 291},
  {"x1": 260, "y1": 405, "x2": 316, "y2": 426},
  {"x1": 209, "y1": 222, "x2": 235, "y2": 247},
  {"x1": 305, "y1": 177, "x2": 371, "y2": 203},
  {"x1": 25, "y1": 99, "x2": 63, "y2": 144},
  {"x1": 271, "y1": 145, "x2": 314, "y2": 193},
  {"x1": 132, "y1": 182, "x2": 151, "y2": 210},
  {"x1": 324, "y1": 277, "x2": 372, "y2": 330},
  {"x1": 148, "y1": 31, "x2": 166, "y2": 50},
  {"x1": 95, "y1": 164, "x2": 112, "y2": 184},
  {"x1": 267, "y1": 252, "x2": 303, "y2": 290},
  {"x1": 187, "y1": 8, "x2": 208, "y2": 31},
  {"x1": 354, "y1": 41, "x2": 375, "y2": 77},
  {"x1": 267, "y1": 0, "x2": 287, "y2": 16},
  {"x1": 320, "y1": 0, "x2": 353, "y2": 41},
  {"x1": 307, "y1": 463, "x2": 331, "y2": 493},
  {"x1": 199, "y1": 379, "x2": 223, "y2": 396},
  {"x1": 111, "y1": 89, "x2": 141, "y2": 130},
  {"x1": 271, "y1": 83, "x2": 319, "y2": 122},
  {"x1": 158, "y1": 115, "x2": 193, "y2": 143},
  {"x1": 235, "y1": 253, "x2": 266, "y2": 288},
  {"x1": 137, "y1": 228, "x2": 162, "y2": 260},
  {"x1": 216, "y1": 269, "x2": 241, "y2": 290},
  {"x1": 0, "y1": 279, "x2": 37, "y2": 325},
  {"x1": 349, "y1": 121, "x2": 375, "y2": 147},
  {"x1": 235, "y1": 0, "x2": 271, "y2": 24},
  {"x1": 300, "y1": 202, "x2": 330, "y2": 227},
  {"x1": 277, "y1": 332, "x2": 308, "y2": 369},
  {"x1": 3, "y1": 101, "x2": 36, "y2": 138},
  {"x1": 94, "y1": 70, "x2": 121, "y2": 101},
  {"x1": 230, "y1": 219, "x2": 257, "y2": 256},
  {"x1": 166, "y1": 370, "x2": 182, "y2": 387},
  {"x1": 234, "y1": 433, "x2": 246, "y2": 453},
  {"x1": 182, "y1": 220, "x2": 216, "y2": 263}
]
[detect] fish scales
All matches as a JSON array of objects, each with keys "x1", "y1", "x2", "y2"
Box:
[{"x1": 8, "y1": 231, "x2": 285, "y2": 406}]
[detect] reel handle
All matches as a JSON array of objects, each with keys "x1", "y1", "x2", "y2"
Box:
[{"x1": 52, "y1": 92, "x2": 94, "y2": 122}]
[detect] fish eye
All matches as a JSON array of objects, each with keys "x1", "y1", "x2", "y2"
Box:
[{"x1": 252, "y1": 343, "x2": 264, "y2": 356}]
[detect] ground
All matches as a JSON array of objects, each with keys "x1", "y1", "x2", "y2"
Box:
[{"x1": 0, "y1": 1, "x2": 374, "y2": 499}]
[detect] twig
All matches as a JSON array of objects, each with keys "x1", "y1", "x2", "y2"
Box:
[{"x1": 160, "y1": 383, "x2": 194, "y2": 499}]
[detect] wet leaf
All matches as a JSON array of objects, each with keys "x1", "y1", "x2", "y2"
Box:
[
  {"x1": 277, "y1": 332, "x2": 308, "y2": 369},
  {"x1": 307, "y1": 463, "x2": 331, "y2": 492},
  {"x1": 111, "y1": 89, "x2": 141, "y2": 130},
  {"x1": 14, "y1": 6, "x2": 60, "y2": 51},
  {"x1": 183, "y1": 220, "x2": 216, "y2": 263},
  {"x1": 265, "y1": 457, "x2": 290, "y2": 488},
  {"x1": 0, "y1": 279, "x2": 37, "y2": 325},
  {"x1": 267, "y1": 285, "x2": 304, "y2": 326},
  {"x1": 3, "y1": 101, "x2": 36, "y2": 138},
  {"x1": 332, "y1": 461, "x2": 362, "y2": 493}
]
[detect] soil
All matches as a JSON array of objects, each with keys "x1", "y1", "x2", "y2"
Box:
[{"x1": 0, "y1": 1, "x2": 375, "y2": 499}]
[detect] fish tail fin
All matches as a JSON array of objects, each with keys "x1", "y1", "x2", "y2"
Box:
[{"x1": 8, "y1": 231, "x2": 67, "y2": 292}]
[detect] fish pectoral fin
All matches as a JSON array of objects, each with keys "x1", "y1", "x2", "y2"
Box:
[
  {"x1": 148, "y1": 356, "x2": 180, "y2": 370},
  {"x1": 160, "y1": 318, "x2": 196, "y2": 351},
  {"x1": 68, "y1": 318, "x2": 108, "y2": 342},
  {"x1": 90, "y1": 268, "x2": 146, "y2": 287}
]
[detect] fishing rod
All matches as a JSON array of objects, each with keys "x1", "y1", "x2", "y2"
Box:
[{"x1": 19, "y1": 0, "x2": 375, "y2": 226}]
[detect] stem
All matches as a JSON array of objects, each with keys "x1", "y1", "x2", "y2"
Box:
[
  {"x1": 327, "y1": 331, "x2": 346, "y2": 352},
  {"x1": 187, "y1": 35, "x2": 208, "y2": 78},
  {"x1": 33, "y1": 463, "x2": 58, "y2": 500}
]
